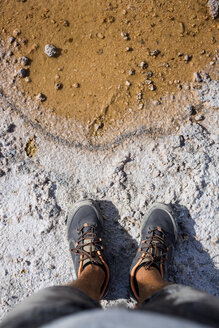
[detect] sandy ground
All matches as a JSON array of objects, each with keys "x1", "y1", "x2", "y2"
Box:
[
  {"x1": 0, "y1": 62, "x2": 219, "y2": 319},
  {"x1": 1, "y1": 0, "x2": 219, "y2": 137}
]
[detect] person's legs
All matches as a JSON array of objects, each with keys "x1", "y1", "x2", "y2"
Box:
[
  {"x1": 135, "y1": 266, "x2": 170, "y2": 302},
  {"x1": 68, "y1": 263, "x2": 105, "y2": 301},
  {"x1": 1, "y1": 200, "x2": 109, "y2": 328},
  {"x1": 130, "y1": 203, "x2": 219, "y2": 327}
]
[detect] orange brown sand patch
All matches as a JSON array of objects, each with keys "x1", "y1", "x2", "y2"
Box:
[{"x1": 0, "y1": 0, "x2": 218, "y2": 140}]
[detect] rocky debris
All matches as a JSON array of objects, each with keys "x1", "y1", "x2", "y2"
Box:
[
  {"x1": 150, "y1": 49, "x2": 160, "y2": 57},
  {"x1": 72, "y1": 83, "x2": 80, "y2": 88},
  {"x1": 12, "y1": 29, "x2": 21, "y2": 37},
  {"x1": 184, "y1": 55, "x2": 192, "y2": 62},
  {"x1": 54, "y1": 83, "x2": 63, "y2": 90},
  {"x1": 121, "y1": 31, "x2": 130, "y2": 40},
  {"x1": 136, "y1": 91, "x2": 143, "y2": 101},
  {"x1": 146, "y1": 71, "x2": 153, "y2": 77},
  {"x1": 193, "y1": 72, "x2": 203, "y2": 83},
  {"x1": 207, "y1": 0, "x2": 219, "y2": 19},
  {"x1": 17, "y1": 68, "x2": 29, "y2": 78},
  {"x1": 7, "y1": 50, "x2": 14, "y2": 57},
  {"x1": 195, "y1": 114, "x2": 205, "y2": 121},
  {"x1": 129, "y1": 69, "x2": 135, "y2": 75},
  {"x1": 0, "y1": 169, "x2": 6, "y2": 177},
  {"x1": 36, "y1": 93, "x2": 47, "y2": 102},
  {"x1": 25, "y1": 77, "x2": 31, "y2": 83},
  {"x1": 19, "y1": 56, "x2": 30, "y2": 66},
  {"x1": 148, "y1": 83, "x2": 156, "y2": 91},
  {"x1": 97, "y1": 32, "x2": 105, "y2": 39},
  {"x1": 8, "y1": 36, "x2": 15, "y2": 44},
  {"x1": 140, "y1": 61, "x2": 148, "y2": 69},
  {"x1": 62, "y1": 20, "x2": 69, "y2": 26},
  {"x1": 125, "y1": 47, "x2": 133, "y2": 52},
  {"x1": 185, "y1": 105, "x2": 196, "y2": 115},
  {"x1": 44, "y1": 44, "x2": 57, "y2": 57}
]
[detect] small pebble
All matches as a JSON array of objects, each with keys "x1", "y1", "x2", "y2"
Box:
[
  {"x1": 14, "y1": 42, "x2": 21, "y2": 49},
  {"x1": 145, "y1": 79, "x2": 152, "y2": 84},
  {"x1": 44, "y1": 44, "x2": 57, "y2": 57},
  {"x1": 193, "y1": 72, "x2": 202, "y2": 83},
  {"x1": 36, "y1": 93, "x2": 47, "y2": 102},
  {"x1": 0, "y1": 169, "x2": 6, "y2": 177},
  {"x1": 97, "y1": 33, "x2": 105, "y2": 39},
  {"x1": 25, "y1": 77, "x2": 31, "y2": 83},
  {"x1": 178, "y1": 52, "x2": 183, "y2": 57},
  {"x1": 13, "y1": 29, "x2": 21, "y2": 37},
  {"x1": 125, "y1": 47, "x2": 133, "y2": 52},
  {"x1": 129, "y1": 69, "x2": 135, "y2": 75},
  {"x1": 125, "y1": 80, "x2": 131, "y2": 86},
  {"x1": 54, "y1": 83, "x2": 63, "y2": 90},
  {"x1": 121, "y1": 31, "x2": 130, "y2": 40},
  {"x1": 17, "y1": 68, "x2": 28, "y2": 78},
  {"x1": 150, "y1": 49, "x2": 160, "y2": 57},
  {"x1": 63, "y1": 20, "x2": 69, "y2": 26},
  {"x1": 140, "y1": 61, "x2": 148, "y2": 69},
  {"x1": 149, "y1": 84, "x2": 156, "y2": 91},
  {"x1": 72, "y1": 83, "x2": 80, "y2": 88},
  {"x1": 146, "y1": 71, "x2": 153, "y2": 77},
  {"x1": 195, "y1": 115, "x2": 205, "y2": 121},
  {"x1": 7, "y1": 51, "x2": 14, "y2": 57},
  {"x1": 136, "y1": 92, "x2": 143, "y2": 100},
  {"x1": 19, "y1": 56, "x2": 30, "y2": 66},
  {"x1": 8, "y1": 36, "x2": 15, "y2": 44},
  {"x1": 184, "y1": 55, "x2": 192, "y2": 62}
]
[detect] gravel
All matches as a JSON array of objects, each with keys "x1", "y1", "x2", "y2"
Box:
[
  {"x1": 19, "y1": 56, "x2": 30, "y2": 66},
  {"x1": 8, "y1": 37, "x2": 15, "y2": 44},
  {"x1": 193, "y1": 72, "x2": 203, "y2": 83},
  {"x1": 16, "y1": 68, "x2": 28, "y2": 78},
  {"x1": 44, "y1": 44, "x2": 57, "y2": 57},
  {"x1": 140, "y1": 61, "x2": 148, "y2": 69},
  {"x1": 36, "y1": 93, "x2": 47, "y2": 102},
  {"x1": 55, "y1": 83, "x2": 63, "y2": 90}
]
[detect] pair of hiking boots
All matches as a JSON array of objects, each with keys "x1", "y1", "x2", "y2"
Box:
[{"x1": 67, "y1": 200, "x2": 178, "y2": 301}]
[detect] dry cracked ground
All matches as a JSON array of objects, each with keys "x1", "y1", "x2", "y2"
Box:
[{"x1": 0, "y1": 0, "x2": 219, "y2": 321}]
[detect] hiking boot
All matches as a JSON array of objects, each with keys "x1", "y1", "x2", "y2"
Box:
[
  {"x1": 67, "y1": 199, "x2": 110, "y2": 299},
  {"x1": 130, "y1": 203, "x2": 178, "y2": 301}
]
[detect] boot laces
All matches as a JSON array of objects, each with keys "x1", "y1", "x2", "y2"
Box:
[
  {"x1": 71, "y1": 224, "x2": 103, "y2": 264},
  {"x1": 139, "y1": 227, "x2": 168, "y2": 274}
]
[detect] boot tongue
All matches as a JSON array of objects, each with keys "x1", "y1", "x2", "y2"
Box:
[{"x1": 82, "y1": 237, "x2": 102, "y2": 268}]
